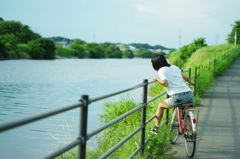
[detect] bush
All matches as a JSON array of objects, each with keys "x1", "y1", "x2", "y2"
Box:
[
  {"x1": 0, "y1": 39, "x2": 6, "y2": 58},
  {"x1": 144, "y1": 126, "x2": 176, "y2": 159},
  {"x1": 70, "y1": 44, "x2": 88, "y2": 58},
  {"x1": 135, "y1": 48, "x2": 154, "y2": 58},
  {"x1": 56, "y1": 45, "x2": 76, "y2": 58},
  {"x1": 180, "y1": 37, "x2": 207, "y2": 63},
  {"x1": 28, "y1": 38, "x2": 56, "y2": 59},
  {"x1": 17, "y1": 43, "x2": 28, "y2": 53},
  {"x1": 84, "y1": 43, "x2": 106, "y2": 58},
  {"x1": 168, "y1": 50, "x2": 184, "y2": 67},
  {"x1": 106, "y1": 46, "x2": 122, "y2": 58},
  {"x1": 123, "y1": 49, "x2": 134, "y2": 58}
]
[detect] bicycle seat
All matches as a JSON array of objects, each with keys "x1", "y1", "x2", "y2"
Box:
[
  {"x1": 182, "y1": 103, "x2": 193, "y2": 107},
  {"x1": 178, "y1": 103, "x2": 193, "y2": 109}
]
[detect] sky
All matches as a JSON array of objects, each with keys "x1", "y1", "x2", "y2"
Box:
[{"x1": 1, "y1": 0, "x2": 240, "y2": 49}]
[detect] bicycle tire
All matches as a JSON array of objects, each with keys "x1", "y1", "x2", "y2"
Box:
[
  {"x1": 184, "y1": 115, "x2": 196, "y2": 158},
  {"x1": 170, "y1": 109, "x2": 179, "y2": 144}
]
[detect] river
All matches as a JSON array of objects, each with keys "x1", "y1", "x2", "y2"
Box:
[{"x1": 0, "y1": 58, "x2": 157, "y2": 159}]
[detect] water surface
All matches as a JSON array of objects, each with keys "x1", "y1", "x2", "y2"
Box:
[{"x1": 0, "y1": 58, "x2": 156, "y2": 159}]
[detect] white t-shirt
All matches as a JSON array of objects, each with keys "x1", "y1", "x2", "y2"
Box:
[{"x1": 158, "y1": 65, "x2": 191, "y2": 96}]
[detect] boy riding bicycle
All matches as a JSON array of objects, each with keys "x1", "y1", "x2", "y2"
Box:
[{"x1": 150, "y1": 54, "x2": 195, "y2": 134}]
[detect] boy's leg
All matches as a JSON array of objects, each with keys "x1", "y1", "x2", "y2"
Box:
[{"x1": 155, "y1": 100, "x2": 172, "y2": 127}]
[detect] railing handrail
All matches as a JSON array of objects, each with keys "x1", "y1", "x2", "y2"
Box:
[
  {"x1": 0, "y1": 102, "x2": 83, "y2": 132},
  {"x1": 0, "y1": 83, "x2": 146, "y2": 133},
  {"x1": 1, "y1": 47, "x2": 239, "y2": 159}
]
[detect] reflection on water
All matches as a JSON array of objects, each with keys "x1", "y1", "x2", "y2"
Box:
[{"x1": 0, "y1": 59, "x2": 156, "y2": 159}]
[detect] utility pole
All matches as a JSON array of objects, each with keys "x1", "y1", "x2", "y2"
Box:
[
  {"x1": 215, "y1": 34, "x2": 218, "y2": 45},
  {"x1": 179, "y1": 28, "x2": 181, "y2": 50}
]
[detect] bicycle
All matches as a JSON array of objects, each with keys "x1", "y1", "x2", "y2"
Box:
[{"x1": 170, "y1": 102, "x2": 199, "y2": 158}]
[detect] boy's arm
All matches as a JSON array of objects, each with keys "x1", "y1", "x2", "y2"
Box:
[
  {"x1": 181, "y1": 73, "x2": 195, "y2": 86},
  {"x1": 153, "y1": 77, "x2": 168, "y2": 87}
]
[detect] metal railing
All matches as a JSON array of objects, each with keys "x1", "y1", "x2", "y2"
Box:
[{"x1": 1, "y1": 47, "x2": 239, "y2": 158}]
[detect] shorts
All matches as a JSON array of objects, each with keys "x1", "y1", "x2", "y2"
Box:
[{"x1": 166, "y1": 91, "x2": 193, "y2": 108}]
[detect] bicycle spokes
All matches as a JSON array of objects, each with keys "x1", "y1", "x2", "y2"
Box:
[
  {"x1": 184, "y1": 115, "x2": 196, "y2": 158},
  {"x1": 170, "y1": 109, "x2": 179, "y2": 144}
]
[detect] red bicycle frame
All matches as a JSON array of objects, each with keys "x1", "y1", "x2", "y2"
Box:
[{"x1": 176, "y1": 107, "x2": 183, "y2": 134}]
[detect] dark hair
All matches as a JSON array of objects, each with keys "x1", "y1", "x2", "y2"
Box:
[{"x1": 151, "y1": 54, "x2": 170, "y2": 71}]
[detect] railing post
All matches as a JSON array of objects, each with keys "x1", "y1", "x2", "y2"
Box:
[
  {"x1": 140, "y1": 79, "x2": 148, "y2": 156},
  {"x1": 188, "y1": 68, "x2": 191, "y2": 87},
  {"x1": 194, "y1": 67, "x2": 197, "y2": 96},
  {"x1": 165, "y1": 94, "x2": 169, "y2": 124},
  {"x1": 79, "y1": 95, "x2": 89, "y2": 159}
]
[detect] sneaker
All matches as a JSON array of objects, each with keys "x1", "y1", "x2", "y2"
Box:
[{"x1": 150, "y1": 126, "x2": 159, "y2": 134}]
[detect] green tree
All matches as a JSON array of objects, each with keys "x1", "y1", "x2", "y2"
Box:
[
  {"x1": 0, "y1": 34, "x2": 19, "y2": 49},
  {"x1": 227, "y1": 20, "x2": 240, "y2": 44},
  {"x1": 0, "y1": 39, "x2": 6, "y2": 58},
  {"x1": 153, "y1": 45, "x2": 168, "y2": 50},
  {"x1": 106, "y1": 46, "x2": 122, "y2": 58},
  {"x1": 28, "y1": 38, "x2": 56, "y2": 59},
  {"x1": 0, "y1": 20, "x2": 40, "y2": 43},
  {"x1": 0, "y1": 34, "x2": 20, "y2": 58},
  {"x1": 0, "y1": 17, "x2": 4, "y2": 21},
  {"x1": 123, "y1": 49, "x2": 134, "y2": 58},
  {"x1": 84, "y1": 43, "x2": 106, "y2": 58},
  {"x1": 70, "y1": 43, "x2": 88, "y2": 58},
  {"x1": 73, "y1": 38, "x2": 86, "y2": 45},
  {"x1": 135, "y1": 48, "x2": 154, "y2": 58},
  {"x1": 129, "y1": 43, "x2": 154, "y2": 49},
  {"x1": 18, "y1": 25, "x2": 40, "y2": 43},
  {"x1": 101, "y1": 42, "x2": 111, "y2": 48},
  {"x1": 192, "y1": 37, "x2": 207, "y2": 48},
  {"x1": 180, "y1": 37, "x2": 207, "y2": 62}
]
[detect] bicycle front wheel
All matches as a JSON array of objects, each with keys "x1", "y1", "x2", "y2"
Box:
[
  {"x1": 184, "y1": 115, "x2": 196, "y2": 158},
  {"x1": 170, "y1": 109, "x2": 179, "y2": 144}
]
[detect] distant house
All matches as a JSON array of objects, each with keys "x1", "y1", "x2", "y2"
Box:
[
  {"x1": 115, "y1": 43, "x2": 129, "y2": 51},
  {"x1": 54, "y1": 41, "x2": 73, "y2": 47},
  {"x1": 128, "y1": 45, "x2": 137, "y2": 52},
  {"x1": 148, "y1": 49, "x2": 162, "y2": 53},
  {"x1": 163, "y1": 50, "x2": 170, "y2": 54},
  {"x1": 55, "y1": 41, "x2": 68, "y2": 47}
]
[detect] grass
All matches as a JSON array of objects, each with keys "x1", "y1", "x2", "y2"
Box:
[
  {"x1": 87, "y1": 96, "x2": 176, "y2": 159},
  {"x1": 55, "y1": 44, "x2": 240, "y2": 158}
]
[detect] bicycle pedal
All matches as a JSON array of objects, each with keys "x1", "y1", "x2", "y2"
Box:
[{"x1": 196, "y1": 136, "x2": 205, "y2": 140}]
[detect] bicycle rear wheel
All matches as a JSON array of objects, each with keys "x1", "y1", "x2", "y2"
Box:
[
  {"x1": 184, "y1": 115, "x2": 196, "y2": 158},
  {"x1": 170, "y1": 109, "x2": 179, "y2": 144}
]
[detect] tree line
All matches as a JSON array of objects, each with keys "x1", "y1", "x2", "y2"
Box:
[
  {"x1": 0, "y1": 17, "x2": 239, "y2": 60},
  {"x1": 0, "y1": 18, "x2": 170, "y2": 60},
  {"x1": 0, "y1": 18, "x2": 55, "y2": 59},
  {"x1": 55, "y1": 40, "x2": 135, "y2": 59}
]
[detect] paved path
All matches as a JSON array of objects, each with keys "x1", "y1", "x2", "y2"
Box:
[{"x1": 172, "y1": 57, "x2": 240, "y2": 159}]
